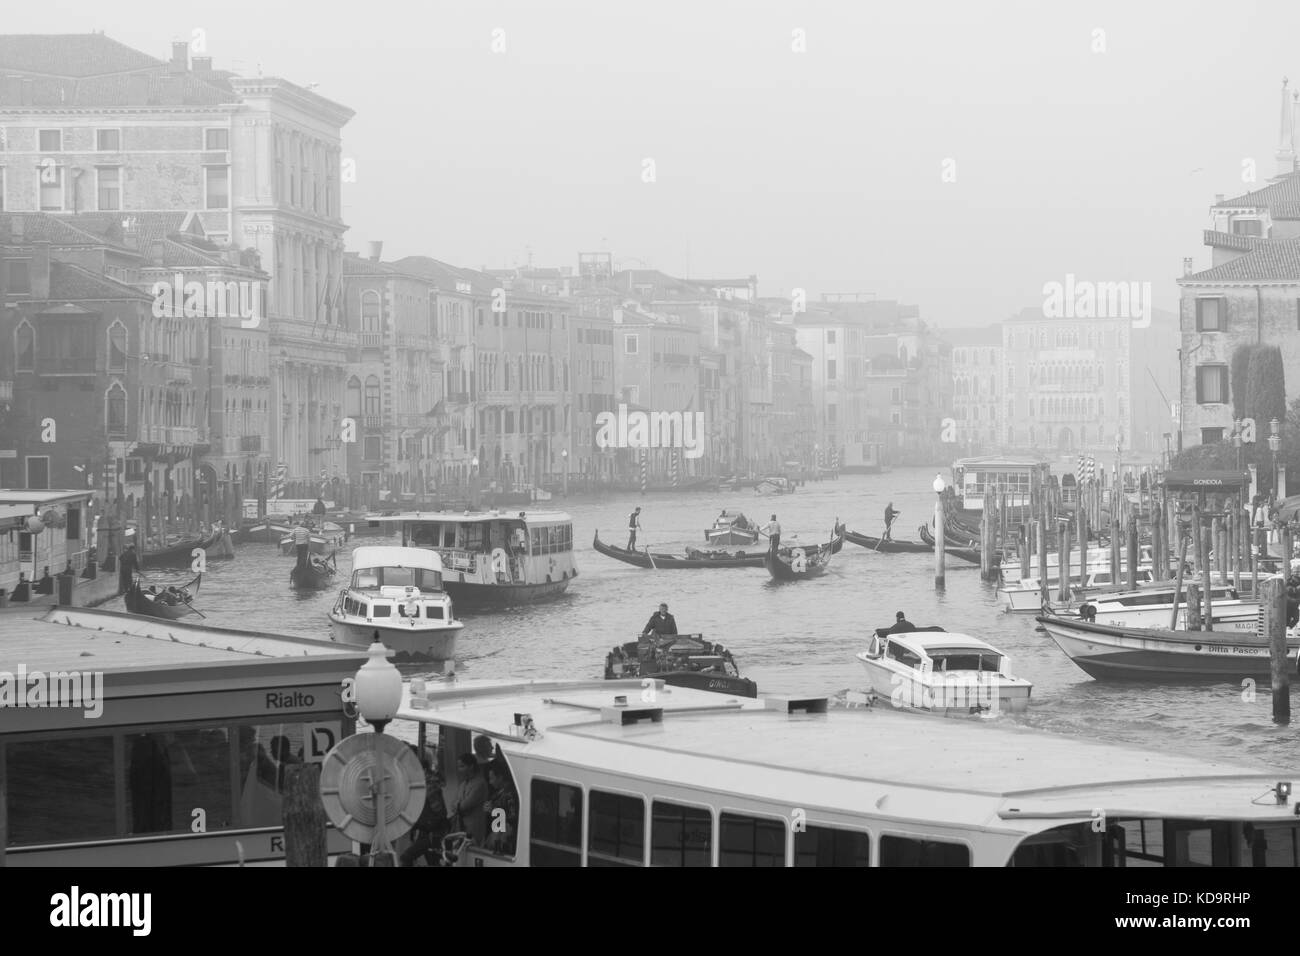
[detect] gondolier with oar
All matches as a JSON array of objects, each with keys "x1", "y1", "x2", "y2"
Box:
[
  {"x1": 627, "y1": 506, "x2": 642, "y2": 550},
  {"x1": 761, "y1": 514, "x2": 781, "y2": 554},
  {"x1": 883, "y1": 502, "x2": 900, "y2": 541},
  {"x1": 291, "y1": 519, "x2": 312, "y2": 570}
]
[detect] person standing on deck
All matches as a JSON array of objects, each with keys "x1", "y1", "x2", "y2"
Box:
[
  {"x1": 883, "y1": 502, "x2": 900, "y2": 541},
  {"x1": 762, "y1": 515, "x2": 781, "y2": 553},
  {"x1": 291, "y1": 520, "x2": 312, "y2": 569},
  {"x1": 627, "y1": 506, "x2": 642, "y2": 550},
  {"x1": 642, "y1": 603, "x2": 678, "y2": 637}
]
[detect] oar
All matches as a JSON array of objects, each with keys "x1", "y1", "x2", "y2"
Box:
[{"x1": 644, "y1": 539, "x2": 658, "y2": 570}]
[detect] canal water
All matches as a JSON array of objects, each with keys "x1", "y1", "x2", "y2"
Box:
[{"x1": 108, "y1": 467, "x2": 1300, "y2": 769}]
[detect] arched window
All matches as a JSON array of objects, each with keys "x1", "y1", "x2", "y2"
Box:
[
  {"x1": 107, "y1": 322, "x2": 127, "y2": 371},
  {"x1": 364, "y1": 375, "x2": 380, "y2": 415},
  {"x1": 106, "y1": 383, "x2": 127, "y2": 439},
  {"x1": 360, "y1": 290, "x2": 381, "y2": 334},
  {"x1": 16, "y1": 320, "x2": 35, "y2": 371},
  {"x1": 346, "y1": 376, "x2": 362, "y2": 417}
]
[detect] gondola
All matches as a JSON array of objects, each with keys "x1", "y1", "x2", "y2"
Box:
[
  {"x1": 593, "y1": 532, "x2": 764, "y2": 568},
  {"x1": 123, "y1": 573, "x2": 201, "y2": 619},
  {"x1": 290, "y1": 550, "x2": 338, "y2": 590},
  {"x1": 138, "y1": 530, "x2": 223, "y2": 568},
  {"x1": 605, "y1": 632, "x2": 757, "y2": 697},
  {"x1": 917, "y1": 524, "x2": 983, "y2": 564},
  {"x1": 764, "y1": 534, "x2": 835, "y2": 581},
  {"x1": 843, "y1": 529, "x2": 930, "y2": 553},
  {"x1": 830, "y1": 522, "x2": 846, "y2": 554}
]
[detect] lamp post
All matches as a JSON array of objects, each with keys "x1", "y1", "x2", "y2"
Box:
[
  {"x1": 354, "y1": 639, "x2": 403, "y2": 866},
  {"x1": 1234, "y1": 419, "x2": 1243, "y2": 472},
  {"x1": 1269, "y1": 418, "x2": 1281, "y2": 500},
  {"x1": 560, "y1": 448, "x2": 568, "y2": 497},
  {"x1": 470, "y1": 456, "x2": 479, "y2": 508},
  {"x1": 933, "y1": 473, "x2": 946, "y2": 591}
]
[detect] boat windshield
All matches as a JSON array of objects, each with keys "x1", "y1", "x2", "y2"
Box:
[
  {"x1": 352, "y1": 566, "x2": 442, "y2": 591},
  {"x1": 1010, "y1": 818, "x2": 1300, "y2": 867},
  {"x1": 928, "y1": 652, "x2": 1003, "y2": 672}
]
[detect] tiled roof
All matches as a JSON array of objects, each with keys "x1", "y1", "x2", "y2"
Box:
[
  {"x1": 1182, "y1": 238, "x2": 1300, "y2": 282},
  {"x1": 47, "y1": 261, "x2": 150, "y2": 302},
  {"x1": 0, "y1": 212, "x2": 109, "y2": 246},
  {"x1": 1214, "y1": 172, "x2": 1300, "y2": 219},
  {"x1": 0, "y1": 33, "x2": 161, "y2": 77},
  {"x1": 67, "y1": 211, "x2": 196, "y2": 246},
  {"x1": 391, "y1": 256, "x2": 497, "y2": 294}
]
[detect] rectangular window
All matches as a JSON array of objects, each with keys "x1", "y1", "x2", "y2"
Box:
[
  {"x1": 96, "y1": 129, "x2": 121, "y2": 151},
  {"x1": 879, "y1": 835, "x2": 971, "y2": 866},
  {"x1": 651, "y1": 800, "x2": 712, "y2": 867},
  {"x1": 795, "y1": 825, "x2": 871, "y2": 866},
  {"x1": 205, "y1": 128, "x2": 230, "y2": 150},
  {"x1": 205, "y1": 166, "x2": 229, "y2": 209},
  {"x1": 39, "y1": 164, "x2": 63, "y2": 211},
  {"x1": 9, "y1": 258, "x2": 30, "y2": 294},
  {"x1": 827, "y1": 359, "x2": 837, "y2": 380},
  {"x1": 827, "y1": 330, "x2": 836, "y2": 344},
  {"x1": 38, "y1": 129, "x2": 62, "y2": 151},
  {"x1": 25, "y1": 455, "x2": 50, "y2": 489},
  {"x1": 6, "y1": 738, "x2": 116, "y2": 845},
  {"x1": 624, "y1": 334, "x2": 639, "y2": 355},
  {"x1": 530, "y1": 778, "x2": 583, "y2": 866},
  {"x1": 1195, "y1": 297, "x2": 1224, "y2": 332},
  {"x1": 891, "y1": 387, "x2": 902, "y2": 403},
  {"x1": 96, "y1": 166, "x2": 121, "y2": 211},
  {"x1": 1195, "y1": 365, "x2": 1228, "y2": 404},
  {"x1": 1231, "y1": 219, "x2": 1263, "y2": 237},
  {"x1": 1201, "y1": 427, "x2": 1225, "y2": 445},
  {"x1": 588, "y1": 790, "x2": 645, "y2": 867},
  {"x1": 363, "y1": 436, "x2": 382, "y2": 460},
  {"x1": 128, "y1": 729, "x2": 235, "y2": 834},
  {"x1": 719, "y1": 812, "x2": 786, "y2": 867}
]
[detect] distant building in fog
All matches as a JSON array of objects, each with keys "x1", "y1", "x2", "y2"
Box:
[{"x1": 947, "y1": 325, "x2": 1003, "y2": 455}]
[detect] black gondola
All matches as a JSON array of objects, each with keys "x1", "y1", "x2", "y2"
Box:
[
  {"x1": 605, "y1": 633, "x2": 757, "y2": 697},
  {"x1": 843, "y1": 529, "x2": 931, "y2": 553},
  {"x1": 916, "y1": 524, "x2": 983, "y2": 564},
  {"x1": 124, "y1": 573, "x2": 201, "y2": 619},
  {"x1": 763, "y1": 534, "x2": 836, "y2": 581},
  {"x1": 593, "y1": 532, "x2": 764, "y2": 568},
  {"x1": 290, "y1": 551, "x2": 338, "y2": 590},
  {"x1": 138, "y1": 530, "x2": 223, "y2": 568}
]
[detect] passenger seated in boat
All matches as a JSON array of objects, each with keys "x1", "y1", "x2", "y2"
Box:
[
  {"x1": 642, "y1": 603, "x2": 678, "y2": 637},
  {"x1": 883, "y1": 611, "x2": 916, "y2": 634},
  {"x1": 449, "y1": 753, "x2": 489, "y2": 846}
]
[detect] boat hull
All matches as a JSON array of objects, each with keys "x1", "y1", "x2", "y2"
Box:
[
  {"x1": 763, "y1": 543, "x2": 833, "y2": 581},
  {"x1": 705, "y1": 529, "x2": 760, "y2": 546},
  {"x1": 1037, "y1": 616, "x2": 1300, "y2": 680},
  {"x1": 139, "y1": 532, "x2": 222, "y2": 568},
  {"x1": 442, "y1": 576, "x2": 571, "y2": 609},
  {"x1": 844, "y1": 530, "x2": 930, "y2": 553},
  {"x1": 290, "y1": 563, "x2": 337, "y2": 590},
  {"x1": 328, "y1": 615, "x2": 463, "y2": 663},
  {"x1": 593, "y1": 532, "x2": 764, "y2": 568},
  {"x1": 857, "y1": 655, "x2": 1031, "y2": 714},
  {"x1": 640, "y1": 671, "x2": 758, "y2": 697}
]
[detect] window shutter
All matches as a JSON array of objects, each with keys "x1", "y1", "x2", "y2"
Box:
[{"x1": 1195, "y1": 368, "x2": 1203, "y2": 404}]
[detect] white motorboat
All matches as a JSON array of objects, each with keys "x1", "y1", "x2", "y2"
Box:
[
  {"x1": 705, "y1": 510, "x2": 760, "y2": 546},
  {"x1": 328, "y1": 545, "x2": 464, "y2": 664},
  {"x1": 1000, "y1": 567, "x2": 1156, "y2": 612},
  {"x1": 856, "y1": 628, "x2": 1032, "y2": 715},
  {"x1": 1000, "y1": 544, "x2": 1153, "y2": 585}
]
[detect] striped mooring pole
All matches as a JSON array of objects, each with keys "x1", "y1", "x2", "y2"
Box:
[
  {"x1": 640, "y1": 449, "x2": 648, "y2": 496},
  {"x1": 671, "y1": 449, "x2": 680, "y2": 487}
]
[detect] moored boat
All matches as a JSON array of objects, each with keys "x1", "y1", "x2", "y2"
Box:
[
  {"x1": 1035, "y1": 613, "x2": 1300, "y2": 680},
  {"x1": 1000, "y1": 567, "x2": 1157, "y2": 612},
  {"x1": 857, "y1": 628, "x2": 1031, "y2": 715},
  {"x1": 705, "y1": 510, "x2": 760, "y2": 546},
  {"x1": 917, "y1": 524, "x2": 982, "y2": 564},
  {"x1": 328, "y1": 546, "x2": 464, "y2": 663},
  {"x1": 593, "y1": 532, "x2": 764, "y2": 568},
  {"x1": 136, "y1": 529, "x2": 222, "y2": 568},
  {"x1": 123, "y1": 573, "x2": 201, "y2": 620},
  {"x1": 764, "y1": 533, "x2": 835, "y2": 580},
  {"x1": 755, "y1": 476, "x2": 795, "y2": 495},
  {"x1": 366, "y1": 509, "x2": 577, "y2": 609},
  {"x1": 290, "y1": 551, "x2": 338, "y2": 590},
  {"x1": 844, "y1": 529, "x2": 931, "y2": 553},
  {"x1": 604, "y1": 633, "x2": 757, "y2": 697}
]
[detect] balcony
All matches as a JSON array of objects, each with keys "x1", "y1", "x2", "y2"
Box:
[
  {"x1": 359, "y1": 332, "x2": 384, "y2": 349},
  {"x1": 240, "y1": 435, "x2": 262, "y2": 452},
  {"x1": 167, "y1": 427, "x2": 198, "y2": 446},
  {"x1": 362, "y1": 415, "x2": 384, "y2": 430},
  {"x1": 166, "y1": 364, "x2": 192, "y2": 386}
]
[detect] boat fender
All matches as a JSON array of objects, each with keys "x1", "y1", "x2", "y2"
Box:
[{"x1": 866, "y1": 635, "x2": 881, "y2": 658}]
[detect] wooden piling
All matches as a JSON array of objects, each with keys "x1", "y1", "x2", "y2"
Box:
[
  {"x1": 1019, "y1": 525, "x2": 1029, "y2": 582},
  {"x1": 1077, "y1": 485, "x2": 1088, "y2": 591},
  {"x1": 1058, "y1": 521, "x2": 1072, "y2": 602},
  {"x1": 1265, "y1": 575, "x2": 1291, "y2": 724},
  {"x1": 1186, "y1": 582, "x2": 1202, "y2": 630},
  {"x1": 1110, "y1": 509, "x2": 1121, "y2": 585},
  {"x1": 1284, "y1": 523, "x2": 1294, "y2": 578},
  {"x1": 1127, "y1": 512, "x2": 1139, "y2": 592},
  {"x1": 1203, "y1": 513, "x2": 1214, "y2": 631},
  {"x1": 282, "y1": 764, "x2": 328, "y2": 867},
  {"x1": 934, "y1": 488, "x2": 946, "y2": 591},
  {"x1": 1169, "y1": 527, "x2": 1189, "y2": 630},
  {"x1": 1036, "y1": 520, "x2": 1049, "y2": 609}
]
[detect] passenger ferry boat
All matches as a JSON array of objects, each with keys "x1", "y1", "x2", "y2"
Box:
[
  {"x1": 857, "y1": 629, "x2": 1031, "y2": 715},
  {"x1": 328, "y1": 546, "x2": 463, "y2": 664},
  {"x1": 1000, "y1": 567, "x2": 1157, "y2": 612},
  {"x1": 394, "y1": 678, "x2": 1300, "y2": 867},
  {"x1": 367, "y1": 510, "x2": 577, "y2": 609}
]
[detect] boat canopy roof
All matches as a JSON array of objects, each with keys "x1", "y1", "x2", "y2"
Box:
[
  {"x1": 887, "y1": 632, "x2": 1005, "y2": 655},
  {"x1": 351, "y1": 545, "x2": 446, "y2": 572},
  {"x1": 397, "y1": 679, "x2": 1300, "y2": 830},
  {"x1": 365, "y1": 509, "x2": 572, "y2": 525}
]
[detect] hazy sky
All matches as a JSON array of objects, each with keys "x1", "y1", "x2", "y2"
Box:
[{"x1": 8, "y1": 0, "x2": 1300, "y2": 325}]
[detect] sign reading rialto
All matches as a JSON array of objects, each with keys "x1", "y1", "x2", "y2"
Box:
[
  {"x1": 595, "y1": 404, "x2": 705, "y2": 459},
  {"x1": 152, "y1": 273, "x2": 263, "y2": 328}
]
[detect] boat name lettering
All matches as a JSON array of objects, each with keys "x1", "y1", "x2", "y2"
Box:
[
  {"x1": 1203, "y1": 644, "x2": 1264, "y2": 655},
  {"x1": 266, "y1": 690, "x2": 315, "y2": 709}
]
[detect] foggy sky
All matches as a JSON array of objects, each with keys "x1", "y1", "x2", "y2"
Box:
[{"x1": 6, "y1": 0, "x2": 1297, "y2": 325}]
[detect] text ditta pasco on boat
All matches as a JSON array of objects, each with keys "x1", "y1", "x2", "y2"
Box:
[{"x1": 0, "y1": 665, "x2": 104, "y2": 719}]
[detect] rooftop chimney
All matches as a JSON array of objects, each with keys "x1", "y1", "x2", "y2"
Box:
[
  {"x1": 169, "y1": 41, "x2": 189, "y2": 74},
  {"x1": 1183, "y1": 257, "x2": 1194, "y2": 276},
  {"x1": 1214, "y1": 193, "x2": 1225, "y2": 204},
  {"x1": 31, "y1": 240, "x2": 51, "y2": 299},
  {"x1": 366, "y1": 240, "x2": 383, "y2": 262},
  {"x1": 192, "y1": 56, "x2": 212, "y2": 72}
]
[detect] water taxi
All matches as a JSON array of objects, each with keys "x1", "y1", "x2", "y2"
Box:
[
  {"x1": 857, "y1": 629, "x2": 1031, "y2": 715},
  {"x1": 392, "y1": 678, "x2": 1300, "y2": 866},
  {"x1": 366, "y1": 510, "x2": 577, "y2": 609},
  {"x1": 705, "y1": 511, "x2": 759, "y2": 546},
  {"x1": 328, "y1": 546, "x2": 464, "y2": 664}
]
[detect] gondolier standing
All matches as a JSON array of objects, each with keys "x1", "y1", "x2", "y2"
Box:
[
  {"x1": 763, "y1": 514, "x2": 781, "y2": 554},
  {"x1": 291, "y1": 520, "x2": 312, "y2": 569},
  {"x1": 883, "y1": 502, "x2": 899, "y2": 541},
  {"x1": 627, "y1": 506, "x2": 642, "y2": 550}
]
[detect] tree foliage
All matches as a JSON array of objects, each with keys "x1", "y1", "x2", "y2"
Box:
[{"x1": 1230, "y1": 345, "x2": 1253, "y2": 420}]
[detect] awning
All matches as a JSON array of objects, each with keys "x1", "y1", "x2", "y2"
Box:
[{"x1": 1161, "y1": 471, "x2": 1251, "y2": 492}]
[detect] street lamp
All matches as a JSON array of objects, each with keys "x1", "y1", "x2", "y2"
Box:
[
  {"x1": 1269, "y1": 418, "x2": 1281, "y2": 498},
  {"x1": 1234, "y1": 418, "x2": 1243, "y2": 472},
  {"x1": 560, "y1": 448, "x2": 568, "y2": 497},
  {"x1": 354, "y1": 639, "x2": 403, "y2": 866},
  {"x1": 933, "y1": 473, "x2": 946, "y2": 591}
]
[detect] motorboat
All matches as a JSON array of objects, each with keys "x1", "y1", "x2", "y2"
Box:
[
  {"x1": 328, "y1": 546, "x2": 464, "y2": 664},
  {"x1": 764, "y1": 532, "x2": 835, "y2": 581},
  {"x1": 705, "y1": 510, "x2": 760, "y2": 546},
  {"x1": 857, "y1": 628, "x2": 1031, "y2": 715},
  {"x1": 1000, "y1": 567, "x2": 1157, "y2": 612},
  {"x1": 604, "y1": 633, "x2": 756, "y2": 697}
]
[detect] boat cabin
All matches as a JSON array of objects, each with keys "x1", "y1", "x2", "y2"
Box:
[
  {"x1": 951, "y1": 456, "x2": 1050, "y2": 512},
  {"x1": 0, "y1": 489, "x2": 96, "y2": 598},
  {"x1": 868, "y1": 632, "x2": 1009, "y2": 675}
]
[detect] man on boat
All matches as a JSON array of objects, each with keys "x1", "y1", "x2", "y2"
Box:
[
  {"x1": 642, "y1": 602, "x2": 678, "y2": 637},
  {"x1": 291, "y1": 520, "x2": 312, "y2": 569},
  {"x1": 884, "y1": 611, "x2": 916, "y2": 634},
  {"x1": 627, "y1": 506, "x2": 642, "y2": 550},
  {"x1": 884, "y1": 503, "x2": 900, "y2": 541},
  {"x1": 762, "y1": 515, "x2": 781, "y2": 553},
  {"x1": 312, "y1": 496, "x2": 327, "y2": 516}
]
